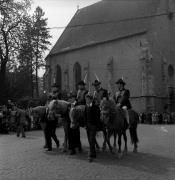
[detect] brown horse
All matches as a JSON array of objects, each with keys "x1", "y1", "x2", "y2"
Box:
[
  {"x1": 100, "y1": 99, "x2": 128, "y2": 156},
  {"x1": 100, "y1": 99, "x2": 139, "y2": 156},
  {"x1": 69, "y1": 104, "x2": 111, "y2": 151}
]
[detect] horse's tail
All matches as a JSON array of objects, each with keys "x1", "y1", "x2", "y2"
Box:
[
  {"x1": 129, "y1": 127, "x2": 139, "y2": 144},
  {"x1": 129, "y1": 109, "x2": 139, "y2": 127}
]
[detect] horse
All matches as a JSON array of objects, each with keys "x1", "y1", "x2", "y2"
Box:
[
  {"x1": 69, "y1": 104, "x2": 111, "y2": 151},
  {"x1": 100, "y1": 99, "x2": 139, "y2": 155},
  {"x1": 100, "y1": 99, "x2": 128, "y2": 156},
  {"x1": 28, "y1": 106, "x2": 48, "y2": 146},
  {"x1": 47, "y1": 100, "x2": 71, "y2": 151},
  {"x1": 28, "y1": 106, "x2": 46, "y2": 129}
]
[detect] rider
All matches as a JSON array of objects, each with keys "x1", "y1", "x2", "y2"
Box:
[
  {"x1": 51, "y1": 83, "x2": 62, "y2": 100},
  {"x1": 92, "y1": 80, "x2": 108, "y2": 106},
  {"x1": 114, "y1": 78, "x2": 131, "y2": 128},
  {"x1": 76, "y1": 80, "x2": 88, "y2": 105}
]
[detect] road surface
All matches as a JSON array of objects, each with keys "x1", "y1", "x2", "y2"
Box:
[{"x1": 0, "y1": 125, "x2": 175, "y2": 180}]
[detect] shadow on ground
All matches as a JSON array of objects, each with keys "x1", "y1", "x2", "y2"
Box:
[{"x1": 44, "y1": 146, "x2": 175, "y2": 175}]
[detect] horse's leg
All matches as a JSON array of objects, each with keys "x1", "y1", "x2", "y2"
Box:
[
  {"x1": 123, "y1": 131, "x2": 128, "y2": 154},
  {"x1": 102, "y1": 128, "x2": 107, "y2": 151},
  {"x1": 106, "y1": 129, "x2": 113, "y2": 153},
  {"x1": 117, "y1": 133, "x2": 123, "y2": 159},
  {"x1": 113, "y1": 130, "x2": 117, "y2": 148},
  {"x1": 95, "y1": 136, "x2": 100, "y2": 150},
  {"x1": 63, "y1": 123, "x2": 68, "y2": 152}
]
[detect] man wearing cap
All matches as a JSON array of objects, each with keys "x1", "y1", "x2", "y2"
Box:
[
  {"x1": 92, "y1": 80, "x2": 108, "y2": 106},
  {"x1": 76, "y1": 80, "x2": 88, "y2": 105},
  {"x1": 114, "y1": 79, "x2": 131, "y2": 127},
  {"x1": 68, "y1": 80, "x2": 87, "y2": 155},
  {"x1": 84, "y1": 93, "x2": 101, "y2": 162}
]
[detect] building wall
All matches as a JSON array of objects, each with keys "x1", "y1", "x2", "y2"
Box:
[
  {"x1": 45, "y1": 0, "x2": 175, "y2": 113},
  {"x1": 147, "y1": 0, "x2": 175, "y2": 112},
  {"x1": 47, "y1": 34, "x2": 151, "y2": 112}
]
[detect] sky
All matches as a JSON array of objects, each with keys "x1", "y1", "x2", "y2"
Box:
[{"x1": 32, "y1": 0, "x2": 101, "y2": 76}]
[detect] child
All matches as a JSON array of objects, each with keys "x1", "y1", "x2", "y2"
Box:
[{"x1": 85, "y1": 94, "x2": 101, "y2": 162}]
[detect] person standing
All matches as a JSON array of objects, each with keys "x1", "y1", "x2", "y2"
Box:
[
  {"x1": 85, "y1": 94, "x2": 101, "y2": 162},
  {"x1": 15, "y1": 107, "x2": 27, "y2": 138},
  {"x1": 45, "y1": 108, "x2": 60, "y2": 151},
  {"x1": 114, "y1": 79, "x2": 131, "y2": 127},
  {"x1": 68, "y1": 81, "x2": 87, "y2": 155}
]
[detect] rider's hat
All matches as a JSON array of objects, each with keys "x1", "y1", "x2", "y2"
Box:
[
  {"x1": 77, "y1": 80, "x2": 86, "y2": 86},
  {"x1": 116, "y1": 79, "x2": 126, "y2": 85},
  {"x1": 92, "y1": 80, "x2": 101, "y2": 86}
]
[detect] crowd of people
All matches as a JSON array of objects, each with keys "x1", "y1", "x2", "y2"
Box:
[{"x1": 0, "y1": 78, "x2": 175, "y2": 162}]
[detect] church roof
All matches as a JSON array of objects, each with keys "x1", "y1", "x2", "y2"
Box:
[{"x1": 47, "y1": 0, "x2": 159, "y2": 57}]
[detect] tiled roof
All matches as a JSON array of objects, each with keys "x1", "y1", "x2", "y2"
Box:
[{"x1": 48, "y1": 0, "x2": 158, "y2": 57}]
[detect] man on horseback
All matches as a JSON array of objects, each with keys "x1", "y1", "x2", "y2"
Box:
[
  {"x1": 76, "y1": 81, "x2": 88, "y2": 106},
  {"x1": 114, "y1": 79, "x2": 131, "y2": 128},
  {"x1": 51, "y1": 83, "x2": 62, "y2": 100},
  {"x1": 92, "y1": 80, "x2": 108, "y2": 106}
]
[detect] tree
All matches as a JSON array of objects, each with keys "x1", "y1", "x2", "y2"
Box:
[
  {"x1": 18, "y1": 15, "x2": 34, "y2": 97},
  {"x1": 0, "y1": 0, "x2": 31, "y2": 100},
  {"x1": 32, "y1": 6, "x2": 51, "y2": 97}
]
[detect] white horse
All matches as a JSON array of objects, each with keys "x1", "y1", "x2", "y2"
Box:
[{"x1": 47, "y1": 100, "x2": 71, "y2": 151}]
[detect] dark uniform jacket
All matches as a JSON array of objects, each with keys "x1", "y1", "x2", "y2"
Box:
[
  {"x1": 93, "y1": 88, "x2": 108, "y2": 106},
  {"x1": 85, "y1": 103, "x2": 101, "y2": 127},
  {"x1": 114, "y1": 89, "x2": 132, "y2": 109},
  {"x1": 76, "y1": 89, "x2": 88, "y2": 105}
]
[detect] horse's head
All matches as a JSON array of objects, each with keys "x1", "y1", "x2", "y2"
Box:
[
  {"x1": 100, "y1": 99, "x2": 111, "y2": 125},
  {"x1": 47, "y1": 100, "x2": 70, "y2": 121},
  {"x1": 100, "y1": 99, "x2": 116, "y2": 125},
  {"x1": 69, "y1": 105, "x2": 85, "y2": 129}
]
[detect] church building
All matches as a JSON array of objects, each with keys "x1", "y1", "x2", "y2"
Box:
[{"x1": 44, "y1": 0, "x2": 175, "y2": 112}]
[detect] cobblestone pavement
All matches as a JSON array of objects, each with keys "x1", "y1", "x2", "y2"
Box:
[{"x1": 0, "y1": 125, "x2": 175, "y2": 180}]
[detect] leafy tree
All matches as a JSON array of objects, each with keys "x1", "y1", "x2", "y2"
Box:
[
  {"x1": 31, "y1": 6, "x2": 51, "y2": 97},
  {"x1": 0, "y1": 0, "x2": 31, "y2": 102},
  {"x1": 18, "y1": 15, "x2": 34, "y2": 97}
]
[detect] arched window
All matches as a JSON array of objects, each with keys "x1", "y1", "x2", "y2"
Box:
[
  {"x1": 56, "y1": 65, "x2": 62, "y2": 90},
  {"x1": 73, "y1": 62, "x2": 81, "y2": 90}
]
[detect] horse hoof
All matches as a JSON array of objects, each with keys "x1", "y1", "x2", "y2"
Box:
[
  {"x1": 62, "y1": 149, "x2": 67, "y2": 153},
  {"x1": 102, "y1": 146, "x2": 106, "y2": 151},
  {"x1": 110, "y1": 150, "x2": 115, "y2": 155},
  {"x1": 133, "y1": 148, "x2": 138, "y2": 153},
  {"x1": 113, "y1": 145, "x2": 117, "y2": 149},
  {"x1": 123, "y1": 149, "x2": 128, "y2": 155},
  {"x1": 118, "y1": 153, "x2": 123, "y2": 159}
]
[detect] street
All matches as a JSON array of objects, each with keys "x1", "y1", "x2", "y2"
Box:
[{"x1": 0, "y1": 125, "x2": 175, "y2": 180}]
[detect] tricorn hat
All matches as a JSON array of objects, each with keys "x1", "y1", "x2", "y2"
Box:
[
  {"x1": 78, "y1": 80, "x2": 86, "y2": 86},
  {"x1": 92, "y1": 80, "x2": 101, "y2": 86},
  {"x1": 116, "y1": 79, "x2": 126, "y2": 85}
]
